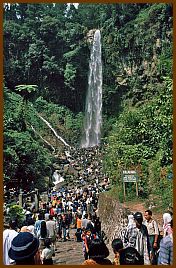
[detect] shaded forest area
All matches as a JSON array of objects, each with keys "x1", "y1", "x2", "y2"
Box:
[{"x1": 4, "y1": 3, "x2": 173, "y2": 210}]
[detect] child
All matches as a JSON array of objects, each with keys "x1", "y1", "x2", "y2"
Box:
[
  {"x1": 111, "y1": 238, "x2": 123, "y2": 265},
  {"x1": 82, "y1": 228, "x2": 96, "y2": 260},
  {"x1": 41, "y1": 238, "x2": 54, "y2": 265}
]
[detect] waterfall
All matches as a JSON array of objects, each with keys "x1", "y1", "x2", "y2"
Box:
[
  {"x1": 31, "y1": 125, "x2": 56, "y2": 152},
  {"x1": 81, "y1": 29, "x2": 102, "y2": 148},
  {"x1": 38, "y1": 114, "x2": 70, "y2": 148}
]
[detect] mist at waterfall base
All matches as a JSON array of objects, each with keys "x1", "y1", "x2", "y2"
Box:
[{"x1": 81, "y1": 30, "x2": 102, "y2": 148}]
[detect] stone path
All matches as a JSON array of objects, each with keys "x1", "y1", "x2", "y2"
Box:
[{"x1": 53, "y1": 228, "x2": 85, "y2": 265}]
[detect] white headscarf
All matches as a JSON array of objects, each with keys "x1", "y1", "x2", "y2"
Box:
[
  {"x1": 128, "y1": 214, "x2": 136, "y2": 228},
  {"x1": 162, "y1": 213, "x2": 172, "y2": 237},
  {"x1": 163, "y1": 213, "x2": 172, "y2": 225}
]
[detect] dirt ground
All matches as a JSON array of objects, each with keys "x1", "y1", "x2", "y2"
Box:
[{"x1": 122, "y1": 200, "x2": 163, "y2": 230}]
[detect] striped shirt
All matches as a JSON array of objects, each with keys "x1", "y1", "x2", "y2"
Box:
[{"x1": 158, "y1": 234, "x2": 173, "y2": 265}]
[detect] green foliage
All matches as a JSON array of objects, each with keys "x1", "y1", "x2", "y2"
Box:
[
  {"x1": 64, "y1": 63, "x2": 77, "y2": 88},
  {"x1": 103, "y1": 77, "x2": 172, "y2": 209},
  {"x1": 15, "y1": 84, "x2": 38, "y2": 103},
  {"x1": 3, "y1": 3, "x2": 173, "y2": 210},
  {"x1": 4, "y1": 88, "x2": 53, "y2": 191},
  {"x1": 33, "y1": 96, "x2": 84, "y2": 145},
  {"x1": 8, "y1": 205, "x2": 25, "y2": 226},
  {"x1": 4, "y1": 129, "x2": 52, "y2": 190},
  {"x1": 15, "y1": 84, "x2": 38, "y2": 93}
]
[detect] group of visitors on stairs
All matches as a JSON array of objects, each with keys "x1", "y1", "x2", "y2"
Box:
[
  {"x1": 3, "y1": 184, "x2": 173, "y2": 265},
  {"x1": 3, "y1": 146, "x2": 173, "y2": 265}
]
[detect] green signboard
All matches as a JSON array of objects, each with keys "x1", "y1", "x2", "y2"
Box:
[
  {"x1": 122, "y1": 170, "x2": 138, "y2": 182},
  {"x1": 122, "y1": 170, "x2": 139, "y2": 199}
]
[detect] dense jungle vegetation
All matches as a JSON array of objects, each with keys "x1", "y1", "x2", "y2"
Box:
[{"x1": 3, "y1": 3, "x2": 173, "y2": 209}]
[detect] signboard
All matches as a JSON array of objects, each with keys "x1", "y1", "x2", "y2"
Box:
[
  {"x1": 122, "y1": 170, "x2": 138, "y2": 182},
  {"x1": 122, "y1": 170, "x2": 139, "y2": 200}
]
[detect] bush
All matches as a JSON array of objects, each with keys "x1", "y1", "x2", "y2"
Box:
[{"x1": 8, "y1": 205, "x2": 25, "y2": 227}]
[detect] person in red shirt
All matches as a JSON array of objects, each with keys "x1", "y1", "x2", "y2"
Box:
[{"x1": 49, "y1": 206, "x2": 55, "y2": 216}]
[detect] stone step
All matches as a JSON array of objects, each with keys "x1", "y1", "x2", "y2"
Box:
[{"x1": 52, "y1": 228, "x2": 85, "y2": 265}]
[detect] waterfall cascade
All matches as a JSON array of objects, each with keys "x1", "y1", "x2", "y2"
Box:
[
  {"x1": 38, "y1": 114, "x2": 70, "y2": 148},
  {"x1": 81, "y1": 29, "x2": 102, "y2": 148}
]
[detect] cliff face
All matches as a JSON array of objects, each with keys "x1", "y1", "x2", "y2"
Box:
[
  {"x1": 98, "y1": 193, "x2": 131, "y2": 245},
  {"x1": 101, "y1": 3, "x2": 172, "y2": 115}
]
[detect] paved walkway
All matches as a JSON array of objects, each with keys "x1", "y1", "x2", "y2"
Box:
[
  {"x1": 53, "y1": 228, "x2": 85, "y2": 265},
  {"x1": 52, "y1": 227, "x2": 114, "y2": 265}
]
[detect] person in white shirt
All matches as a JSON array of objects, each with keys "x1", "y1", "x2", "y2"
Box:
[
  {"x1": 67, "y1": 200, "x2": 73, "y2": 211},
  {"x1": 144, "y1": 210, "x2": 159, "y2": 264},
  {"x1": 41, "y1": 238, "x2": 54, "y2": 264},
  {"x1": 3, "y1": 221, "x2": 18, "y2": 265},
  {"x1": 46, "y1": 215, "x2": 57, "y2": 252}
]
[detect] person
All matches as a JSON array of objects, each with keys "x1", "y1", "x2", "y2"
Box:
[
  {"x1": 20, "y1": 226, "x2": 29, "y2": 232},
  {"x1": 76, "y1": 214, "x2": 82, "y2": 232},
  {"x1": 111, "y1": 238, "x2": 123, "y2": 265},
  {"x1": 34, "y1": 213, "x2": 43, "y2": 238},
  {"x1": 94, "y1": 217, "x2": 101, "y2": 238},
  {"x1": 41, "y1": 238, "x2": 54, "y2": 265},
  {"x1": 27, "y1": 218, "x2": 35, "y2": 236},
  {"x1": 82, "y1": 238, "x2": 112, "y2": 265},
  {"x1": 3, "y1": 220, "x2": 18, "y2": 265},
  {"x1": 82, "y1": 228, "x2": 95, "y2": 260},
  {"x1": 162, "y1": 212, "x2": 172, "y2": 237},
  {"x1": 56, "y1": 214, "x2": 62, "y2": 239},
  {"x1": 127, "y1": 214, "x2": 136, "y2": 228},
  {"x1": 144, "y1": 209, "x2": 159, "y2": 264},
  {"x1": 46, "y1": 215, "x2": 57, "y2": 251},
  {"x1": 61, "y1": 214, "x2": 70, "y2": 242},
  {"x1": 119, "y1": 247, "x2": 144, "y2": 265},
  {"x1": 86, "y1": 215, "x2": 94, "y2": 233},
  {"x1": 158, "y1": 219, "x2": 173, "y2": 265},
  {"x1": 123, "y1": 211, "x2": 151, "y2": 264},
  {"x1": 8, "y1": 231, "x2": 40, "y2": 265},
  {"x1": 76, "y1": 214, "x2": 82, "y2": 241},
  {"x1": 39, "y1": 220, "x2": 48, "y2": 251},
  {"x1": 81, "y1": 213, "x2": 89, "y2": 230}
]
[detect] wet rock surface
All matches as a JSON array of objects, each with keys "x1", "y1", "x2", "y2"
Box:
[{"x1": 52, "y1": 146, "x2": 109, "y2": 191}]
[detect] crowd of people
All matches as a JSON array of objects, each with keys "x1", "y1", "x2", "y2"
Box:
[
  {"x1": 3, "y1": 184, "x2": 101, "y2": 265},
  {"x1": 3, "y1": 147, "x2": 173, "y2": 265},
  {"x1": 3, "y1": 183, "x2": 173, "y2": 265}
]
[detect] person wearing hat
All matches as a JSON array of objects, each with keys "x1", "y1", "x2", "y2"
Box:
[
  {"x1": 8, "y1": 231, "x2": 40, "y2": 265},
  {"x1": 123, "y1": 211, "x2": 151, "y2": 265}
]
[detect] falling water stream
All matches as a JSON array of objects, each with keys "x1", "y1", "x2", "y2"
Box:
[
  {"x1": 81, "y1": 29, "x2": 102, "y2": 148},
  {"x1": 38, "y1": 114, "x2": 70, "y2": 148}
]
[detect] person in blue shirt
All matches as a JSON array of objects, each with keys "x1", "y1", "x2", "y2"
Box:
[{"x1": 158, "y1": 220, "x2": 173, "y2": 265}]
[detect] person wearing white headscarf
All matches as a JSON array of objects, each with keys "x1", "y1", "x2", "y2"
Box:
[
  {"x1": 127, "y1": 214, "x2": 136, "y2": 228},
  {"x1": 163, "y1": 213, "x2": 172, "y2": 237}
]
